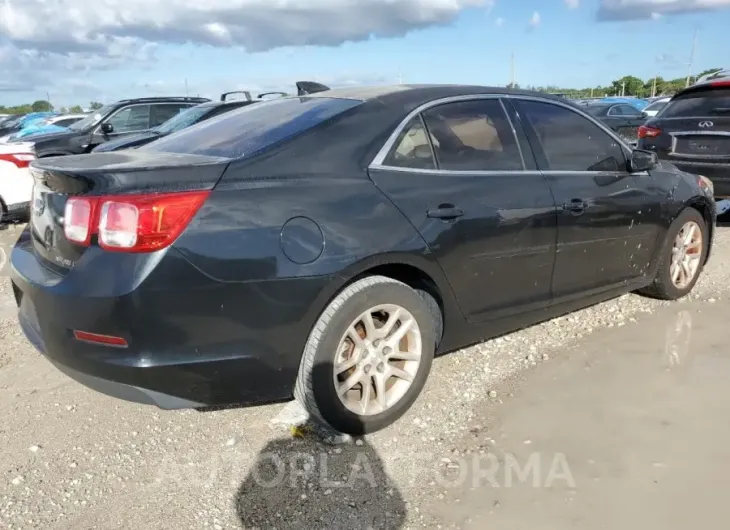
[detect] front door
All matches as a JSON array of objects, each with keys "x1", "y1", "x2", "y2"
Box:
[
  {"x1": 369, "y1": 97, "x2": 557, "y2": 322},
  {"x1": 511, "y1": 98, "x2": 665, "y2": 302},
  {"x1": 91, "y1": 104, "x2": 152, "y2": 149}
]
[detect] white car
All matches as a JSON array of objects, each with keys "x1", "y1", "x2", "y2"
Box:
[
  {"x1": 642, "y1": 97, "x2": 671, "y2": 117},
  {"x1": 0, "y1": 142, "x2": 35, "y2": 223}
]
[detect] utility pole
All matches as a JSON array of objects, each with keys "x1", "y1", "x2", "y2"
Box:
[
  {"x1": 397, "y1": 68, "x2": 403, "y2": 85},
  {"x1": 510, "y1": 52, "x2": 516, "y2": 87},
  {"x1": 590, "y1": 87, "x2": 594, "y2": 98},
  {"x1": 685, "y1": 27, "x2": 698, "y2": 87},
  {"x1": 621, "y1": 81, "x2": 625, "y2": 97},
  {"x1": 185, "y1": 78, "x2": 189, "y2": 97},
  {"x1": 46, "y1": 91, "x2": 51, "y2": 110},
  {"x1": 652, "y1": 75, "x2": 657, "y2": 97}
]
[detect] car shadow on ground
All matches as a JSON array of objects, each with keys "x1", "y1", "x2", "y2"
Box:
[{"x1": 234, "y1": 361, "x2": 407, "y2": 529}]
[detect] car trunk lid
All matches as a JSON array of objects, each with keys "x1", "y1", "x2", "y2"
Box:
[{"x1": 29, "y1": 150, "x2": 230, "y2": 275}]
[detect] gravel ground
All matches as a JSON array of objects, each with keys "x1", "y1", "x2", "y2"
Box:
[{"x1": 1, "y1": 222, "x2": 729, "y2": 529}]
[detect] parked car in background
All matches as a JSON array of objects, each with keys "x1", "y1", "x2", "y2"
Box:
[
  {"x1": 638, "y1": 75, "x2": 730, "y2": 197},
  {"x1": 584, "y1": 101, "x2": 647, "y2": 144},
  {"x1": 9, "y1": 114, "x2": 88, "y2": 141},
  {"x1": 93, "y1": 82, "x2": 330, "y2": 153},
  {"x1": 11, "y1": 97, "x2": 209, "y2": 157},
  {"x1": 11, "y1": 85, "x2": 715, "y2": 434},
  {"x1": 0, "y1": 142, "x2": 34, "y2": 222},
  {"x1": 0, "y1": 115, "x2": 25, "y2": 137},
  {"x1": 642, "y1": 97, "x2": 671, "y2": 118},
  {"x1": 600, "y1": 97, "x2": 649, "y2": 110}
]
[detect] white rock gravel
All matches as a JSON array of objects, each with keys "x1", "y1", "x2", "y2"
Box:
[{"x1": 0, "y1": 223, "x2": 728, "y2": 529}]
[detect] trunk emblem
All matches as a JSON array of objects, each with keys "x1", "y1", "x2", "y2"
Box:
[{"x1": 698, "y1": 121, "x2": 714, "y2": 128}]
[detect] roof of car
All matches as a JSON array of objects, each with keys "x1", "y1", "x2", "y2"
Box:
[
  {"x1": 196, "y1": 99, "x2": 256, "y2": 109},
  {"x1": 304, "y1": 84, "x2": 573, "y2": 111}
]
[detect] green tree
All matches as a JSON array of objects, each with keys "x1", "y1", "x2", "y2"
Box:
[
  {"x1": 31, "y1": 100, "x2": 52, "y2": 112},
  {"x1": 89, "y1": 101, "x2": 103, "y2": 110},
  {"x1": 697, "y1": 67, "x2": 722, "y2": 79},
  {"x1": 69, "y1": 105, "x2": 84, "y2": 113},
  {"x1": 610, "y1": 76, "x2": 645, "y2": 97}
]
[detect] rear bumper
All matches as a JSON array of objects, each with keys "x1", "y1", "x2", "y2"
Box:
[{"x1": 10, "y1": 229, "x2": 332, "y2": 409}]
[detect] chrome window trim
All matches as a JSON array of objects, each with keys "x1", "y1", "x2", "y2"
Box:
[
  {"x1": 669, "y1": 130, "x2": 730, "y2": 159},
  {"x1": 369, "y1": 166, "x2": 543, "y2": 177},
  {"x1": 370, "y1": 92, "x2": 636, "y2": 174},
  {"x1": 606, "y1": 105, "x2": 622, "y2": 117}
]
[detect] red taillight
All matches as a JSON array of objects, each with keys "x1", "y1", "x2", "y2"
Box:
[
  {"x1": 64, "y1": 190, "x2": 209, "y2": 252},
  {"x1": 73, "y1": 330, "x2": 128, "y2": 347},
  {"x1": 638, "y1": 125, "x2": 662, "y2": 139},
  {"x1": 0, "y1": 152, "x2": 36, "y2": 168},
  {"x1": 710, "y1": 81, "x2": 730, "y2": 87}
]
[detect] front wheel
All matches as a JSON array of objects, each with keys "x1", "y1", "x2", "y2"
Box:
[
  {"x1": 639, "y1": 208, "x2": 709, "y2": 300},
  {"x1": 294, "y1": 276, "x2": 437, "y2": 435}
]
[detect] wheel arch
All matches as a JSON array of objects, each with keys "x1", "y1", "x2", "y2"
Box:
[
  {"x1": 683, "y1": 196, "x2": 714, "y2": 264},
  {"x1": 308, "y1": 252, "x2": 462, "y2": 350}
]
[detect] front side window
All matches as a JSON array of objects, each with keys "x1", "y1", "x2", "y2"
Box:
[
  {"x1": 105, "y1": 105, "x2": 151, "y2": 133},
  {"x1": 517, "y1": 100, "x2": 627, "y2": 172},
  {"x1": 421, "y1": 100, "x2": 523, "y2": 171}
]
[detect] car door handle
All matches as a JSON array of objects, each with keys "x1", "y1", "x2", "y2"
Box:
[
  {"x1": 427, "y1": 205, "x2": 464, "y2": 220},
  {"x1": 562, "y1": 199, "x2": 588, "y2": 215}
]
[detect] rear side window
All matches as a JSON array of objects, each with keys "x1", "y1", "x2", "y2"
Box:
[
  {"x1": 422, "y1": 99, "x2": 523, "y2": 171},
  {"x1": 662, "y1": 89, "x2": 730, "y2": 118},
  {"x1": 146, "y1": 97, "x2": 362, "y2": 158}
]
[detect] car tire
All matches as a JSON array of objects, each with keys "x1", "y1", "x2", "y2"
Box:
[
  {"x1": 294, "y1": 275, "x2": 437, "y2": 435},
  {"x1": 639, "y1": 208, "x2": 709, "y2": 300}
]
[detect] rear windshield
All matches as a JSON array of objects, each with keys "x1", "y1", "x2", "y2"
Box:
[
  {"x1": 661, "y1": 89, "x2": 730, "y2": 118},
  {"x1": 144, "y1": 97, "x2": 362, "y2": 158}
]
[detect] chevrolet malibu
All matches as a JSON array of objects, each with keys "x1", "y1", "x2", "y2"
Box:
[{"x1": 11, "y1": 85, "x2": 716, "y2": 434}]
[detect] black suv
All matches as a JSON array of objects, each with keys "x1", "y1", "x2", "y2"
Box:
[
  {"x1": 93, "y1": 81, "x2": 332, "y2": 153},
  {"x1": 638, "y1": 73, "x2": 730, "y2": 197},
  {"x1": 15, "y1": 97, "x2": 209, "y2": 157}
]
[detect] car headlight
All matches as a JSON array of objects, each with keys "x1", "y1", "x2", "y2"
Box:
[{"x1": 698, "y1": 175, "x2": 714, "y2": 195}]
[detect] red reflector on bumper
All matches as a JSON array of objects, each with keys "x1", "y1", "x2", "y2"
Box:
[{"x1": 73, "y1": 330, "x2": 128, "y2": 347}]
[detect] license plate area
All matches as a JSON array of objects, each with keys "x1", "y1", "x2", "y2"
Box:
[{"x1": 672, "y1": 134, "x2": 730, "y2": 157}]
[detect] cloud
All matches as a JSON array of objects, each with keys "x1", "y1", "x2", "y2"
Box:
[
  {"x1": 495, "y1": 17, "x2": 505, "y2": 26},
  {"x1": 597, "y1": 0, "x2": 730, "y2": 21},
  {"x1": 565, "y1": 0, "x2": 580, "y2": 9},
  {"x1": 528, "y1": 11, "x2": 541, "y2": 29},
  {"x1": 1, "y1": 0, "x2": 488, "y2": 56}
]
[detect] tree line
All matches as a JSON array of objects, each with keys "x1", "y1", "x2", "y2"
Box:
[
  {"x1": 508, "y1": 68, "x2": 722, "y2": 98},
  {"x1": 0, "y1": 100, "x2": 104, "y2": 115},
  {"x1": 1, "y1": 68, "x2": 724, "y2": 115}
]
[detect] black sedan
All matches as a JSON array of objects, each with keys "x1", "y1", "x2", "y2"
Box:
[
  {"x1": 584, "y1": 102, "x2": 647, "y2": 144},
  {"x1": 11, "y1": 85, "x2": 715, "y2": 434}
]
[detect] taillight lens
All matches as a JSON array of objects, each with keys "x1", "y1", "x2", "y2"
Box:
[
  {"x1": 638, "y1": 125, "x2": 662, "y2": 139},
  {"x1": 64, "y1": 190, "x2": 209, "y2": 252},
  {"x1": 0, "y1": 152, "x2": 36, "y2": 168}
]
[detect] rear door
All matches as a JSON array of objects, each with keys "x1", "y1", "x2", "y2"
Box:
[
  {"x1": 368, "y1": 97, "x2": 557, "y2": 322},
  {"x1": 510, "y1": 97, "x2": 664, "y2": 302},
  {"x1": 640, "y1": 86, "x2": 730, "y2": 193},
  {"x1": 150, "y1": 103, "x2": 194, "y2": 128}
]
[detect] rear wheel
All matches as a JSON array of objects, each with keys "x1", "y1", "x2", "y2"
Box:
[
  {"x1": 294, "y1": 276, "x2": 437, "y2": 434},
  {"x1": 639, "y1": 208, "x2": 708, "y2": 300}
]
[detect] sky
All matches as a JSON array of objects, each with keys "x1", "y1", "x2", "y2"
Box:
[{"x1": 0, "y1": 0, "x2": 729, "y2": 107}]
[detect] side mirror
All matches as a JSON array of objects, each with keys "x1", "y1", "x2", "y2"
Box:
[
  {"x1": 100, "y1": 122, "x2": 114, "y2": 134},
  {"x1": 630, "y1": 149, "x2": 658, "y2": 173}
]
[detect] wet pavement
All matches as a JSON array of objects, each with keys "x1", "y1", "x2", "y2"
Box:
[{"x1": 431, "y1": 299, "x2": 730, "y2": 529}]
